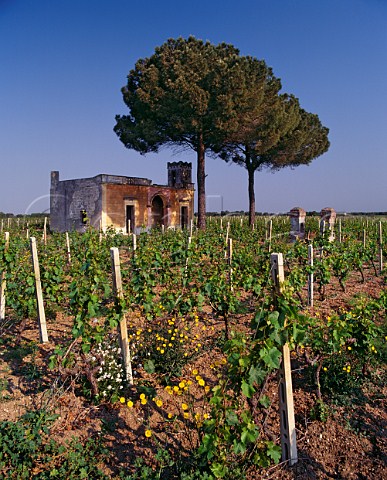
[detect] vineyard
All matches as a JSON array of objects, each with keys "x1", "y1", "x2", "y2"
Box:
[{"x1": 0, "y1": 216, "x2": 386, "y2": 479}]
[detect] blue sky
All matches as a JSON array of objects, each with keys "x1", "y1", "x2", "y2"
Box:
[{"x1": 1, "y1": 0, "x2": 386, "y2": 214}]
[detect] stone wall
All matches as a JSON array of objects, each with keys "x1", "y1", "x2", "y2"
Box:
[
  {"x1": 50, "y1": 169, "x2": 194, "y2": 233},
  {"x1": 50, "y1": 172, "x2": 103, "y2": 232},
  {"x1": 103, "y1": 183, "x2": 194, "y2": 233}
]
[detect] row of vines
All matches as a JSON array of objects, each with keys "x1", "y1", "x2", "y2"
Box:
[{"x1": 0, "y1": 216, "x2": 386, "y2": 479}]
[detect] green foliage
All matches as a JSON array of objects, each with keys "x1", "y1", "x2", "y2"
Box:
[
  {"x1": 1, "y1": 216, "x2": 386, "y2": 477},
  {"x1": 115, "y1": 36, "x2": 241, "y2": 154},
  {"x1": 133, "y1": 315, "x2": 199, "y2": 383},
  {"x1": 214, "y1": 62, "x2": 329, "y2": 225},
  {"x1": 115, "y1": 36, "x2": 244, "y2": 228},
  {"x1": 0, "y1": 379, "x2": 10, "y2": 402},
  {"x1": 3, "y1": 241, "x2": 37, "y2": 321},
  {"x1": 68, "y1": 230, "x2": 114, "y2": 352},
  {"x1": 0, "y1": 410, "x2": 109, "y2": 479},
  {"x1": 197, "y1": 294, "x2": 302, "y2": 476},
  {"x1": 119, "y1": 448, "x2": 178, "y2": 479},
  {"x1": 310, "y1": 400, "x2": 330, "y2": 422},
  {"x1": 319, "y1": 354, "x2": 364, "y2": 404}
]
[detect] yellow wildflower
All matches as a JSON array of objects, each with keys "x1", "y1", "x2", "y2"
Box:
[{"x1": 145, "y1": 430, "x2": 152, "y2": 438}]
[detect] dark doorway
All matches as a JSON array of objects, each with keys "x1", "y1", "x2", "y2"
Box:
[
  {"x1": 126, "y1": 205, "x2": 135, "y2": 233},
  {"x1": 151, "y1": 196, "x2": 164, "y2": 227},
  {"x1": 181, "y1": 206, "x2": 188, "y2": 229}
]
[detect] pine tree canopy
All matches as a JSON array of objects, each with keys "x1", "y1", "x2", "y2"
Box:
[{"x1": 114, "y1": 36, "x2": 329, "y2": 228}]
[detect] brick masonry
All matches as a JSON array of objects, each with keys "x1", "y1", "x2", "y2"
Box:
[{"x1": 50, "y1": 163, "x2": 194, "y2": 233}]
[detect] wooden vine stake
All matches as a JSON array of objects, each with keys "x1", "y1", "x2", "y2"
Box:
[
  {"x1": 132, "y1": 233, "x2": 137, "y2": 252},
  {"x1": 0, "y1": 232, "x2": 10, "y2": 321},
  {"x1": 225, "y1": 221, "x2": 230, "y2": 245},
  {"x1": 184, "y1": 236, "x2": 192, "y2": 274},
  {"x1": 379, "y1": 221, "x2": 383, "y2": 273},
  {"x1": 268, "y1": 220, "x2": 273, "y2": 252},
  {"x1": 270, "y1": 253, "x2": 298, "y2": 466},
  {"x1": 227, "y1": 237, "x2": 233, "y2": 292},
  {"x1": 30, "y1": 237, "x2": 48, "y2": 343},
  {"x1": 110, "y1": 247, "x2": 133, "y2": 385},
  {"x1": 65, "y1": 232, "x2": 71, "y2": 265},
  {"x1": 308, "y1": 244, "x2": 314, "y2": 307},
  {"x1": 43, "y1": 217, "x2": 47, "y2": 245}
]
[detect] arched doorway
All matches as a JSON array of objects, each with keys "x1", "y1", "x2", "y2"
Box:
[{"x1": 151, "y1": 195, "x2": 164, "y2": 227}]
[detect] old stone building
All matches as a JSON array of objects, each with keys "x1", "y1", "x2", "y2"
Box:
[{"x1": 50, "y1": 162, "x2": 194, "y2": 233}]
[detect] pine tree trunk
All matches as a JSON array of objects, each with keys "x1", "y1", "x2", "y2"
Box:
[
  {"x1": 197, "y1": 135, "x2": 206, "y2": 230},
  {"x1": 248, "y1": 166, "x2": 255, "y2": 227}
]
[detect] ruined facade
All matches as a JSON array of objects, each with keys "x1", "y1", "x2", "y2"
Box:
[{"x1": 50, "y1": 162, "x2": 194, "y2": 233}]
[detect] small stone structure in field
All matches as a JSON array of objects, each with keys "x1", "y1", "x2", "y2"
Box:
[
  {"x1": 50, "y1": 162, "x2": 194, "y2": 233},
  {"x1": 289, "y1": 207, "x2": 306, "y2": 242},
  {"x1": 320, "y1": 207, "x2": 336, "y2": 241}
]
